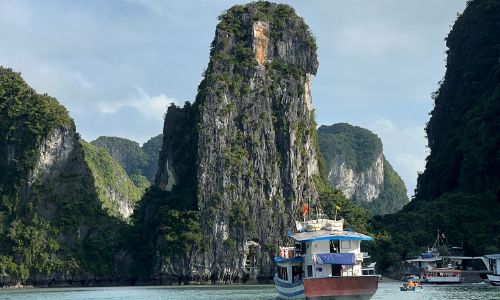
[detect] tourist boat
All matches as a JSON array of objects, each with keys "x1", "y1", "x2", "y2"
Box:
[
  {"x1": 273, "y1": 218, "x2": 379, "y2": 299},
  {"x1": 422, "y1": 268, "x2": 463, "y2": 284},
  {"x1": 484, "y1": 254, "x2": 500, "y2": 286}
]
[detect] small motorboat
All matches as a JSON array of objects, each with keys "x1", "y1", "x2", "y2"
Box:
[{"x1": 400, "y1": 281, "x2": 422, "y2": 291}]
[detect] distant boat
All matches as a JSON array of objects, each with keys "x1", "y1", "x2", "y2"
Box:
[
  {"x1": 273, "y1": 217, "x2": 379, "y2": 299},
  {"x1": 422, "y1": 268, "x2": 463, "y2": 284},
  {"x1": 484, "y1": 254, "x2": 500, "y2": 286}
]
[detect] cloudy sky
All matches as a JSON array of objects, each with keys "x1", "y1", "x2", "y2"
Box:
[{"x1": 0, "y1": 0, "x2": 468, "y2": 197}]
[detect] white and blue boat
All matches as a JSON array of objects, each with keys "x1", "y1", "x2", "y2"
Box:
[{"x1": 273, "y1": 218, "x2": 379, "y2": 299}]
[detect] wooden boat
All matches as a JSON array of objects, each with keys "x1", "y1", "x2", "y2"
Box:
[{"x1": 273, "y1": 218, "x2": 379, "y2": 299}]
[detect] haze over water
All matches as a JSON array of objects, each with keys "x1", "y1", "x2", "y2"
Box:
[{"x1": 0, "y1": 282, "x2": 498, "y2": 300}]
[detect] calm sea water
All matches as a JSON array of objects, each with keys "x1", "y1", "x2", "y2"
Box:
[{"x1": 0, "y1": 282, "x2": 498, "y2": 300}]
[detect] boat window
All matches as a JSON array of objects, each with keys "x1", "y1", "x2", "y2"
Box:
[
  {"x1": 277, "y1": 266, "x2": 288, "y2": 281},
  {"x1": 330, "y1": 240, "x2": 339, "y2": 253},
  {"x1": 292, "y1": 266, "x2": 302, "y2": 282},
  {"x1": 307, "y1": 265, "x2": 313, "y2": 277},
  {"x1": 341, "y1": 240, "x2": 351, "y2": 249}
]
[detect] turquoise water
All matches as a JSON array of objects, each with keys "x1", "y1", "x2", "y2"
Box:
[{"x1": 0, "y1": 282, "x2": 498, "y2": 300}]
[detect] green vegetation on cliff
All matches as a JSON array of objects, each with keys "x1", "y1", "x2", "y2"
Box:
[
  {"x1": 141, "y1": 134, "x2": 164, "y2": 181},
  {"x1": 0, "y1": 67, "x2": 72, "y2": 189},
  {"x1": 81, "y1": 141, "x2": 144, "y2": 220},
  {"x1": 364, "y1": 159, "x2": 408, "y2": 215},
  {"x1": 371, "y1": 0, "x2": 500, "y2": 272},
  {"x1": 319, "y1": 123, "x2": 382, "y2": 173}
]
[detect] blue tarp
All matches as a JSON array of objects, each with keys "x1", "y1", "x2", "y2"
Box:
[{"x1": 315, "y1": 253, "x2": 355, "y2": 265}]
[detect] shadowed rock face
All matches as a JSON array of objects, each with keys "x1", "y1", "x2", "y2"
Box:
[{"x1": 155, "y1": 2, "x2": 320, "y2": 282}]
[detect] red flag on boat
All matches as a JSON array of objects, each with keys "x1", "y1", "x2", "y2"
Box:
[{"x1": 302, "y1": 204, "x2": 309, "y2": 216}]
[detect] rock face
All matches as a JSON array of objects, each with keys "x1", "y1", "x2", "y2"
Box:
[
  {"x1": 329, "y1": 153, "x2": 384, "y2": 202},
  {"x1": 29, "y1": 125, "x2": 75, "y2": 185},
  {"x1": 318, "y1": 123, "x2": 408, "y2": 215},
  {"x1": 152, "y1": 2, "x2": 320, "y2": 282}
]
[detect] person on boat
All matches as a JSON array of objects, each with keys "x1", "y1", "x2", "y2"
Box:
[{"x1": 408, "y1": 281, "x2": 415, "y2": 289}]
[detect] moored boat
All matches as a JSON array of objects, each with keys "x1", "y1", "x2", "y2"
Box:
[
  {"x1": 273, "y1": 218, "x2": 379, "y2": 299},
  {"x1": 422, "y1": 268, "x2": 463, "y2": 284},
  {"x1": 484, "y1": 254, "x2": 500, "y2": 286}
]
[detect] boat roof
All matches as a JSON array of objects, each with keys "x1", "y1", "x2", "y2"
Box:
[
  {"x1": 406, "y1": 258, "x2": 441, "y2": 262},
  {"x1": 485, "y1": 254, "x2": 500, "y2": 260},
  {"x1": 289, "y1": 229, "x2": 373, "y2": 242}
]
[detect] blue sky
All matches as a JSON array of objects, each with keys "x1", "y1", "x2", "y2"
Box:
[{"x1": 0, "y1": 0, "x2": 468, "y2": 197}]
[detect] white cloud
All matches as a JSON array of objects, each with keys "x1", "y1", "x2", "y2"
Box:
[
  {"x1": 367, "y1": 118, "x2": 428, "y2": 198},
  {"x1": 98, "y1": 86, "x2": 177, "y2": 120}
]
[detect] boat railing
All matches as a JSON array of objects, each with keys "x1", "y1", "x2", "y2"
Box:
[
  {"x1": 296, "y1": 219, "x2": 344, "y2": 232},
  {"x1": 279, "y1": 247, "x2": 296, "y2": 259}
]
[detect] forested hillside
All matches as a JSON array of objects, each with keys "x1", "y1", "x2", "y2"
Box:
[
  {"x1": 91, "y1": 134, "x2": 163, "y2": 185},
  {"x1": 0, "y1": 67, "x2": 130, "y2": 285},
  {"x1": 371, "y1": 0, "x2": 500, "y2": 271}
]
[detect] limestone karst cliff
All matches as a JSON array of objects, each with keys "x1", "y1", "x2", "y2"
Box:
[
  {"x1": 318, "y1": 123, "x2": 408, "y2": 215},
  {"x1": 0, "y1": 67, "x2": 131, "y2": 285},
  {"x1": 136, "y1": 2, "x2": 325, "y2": 283}
]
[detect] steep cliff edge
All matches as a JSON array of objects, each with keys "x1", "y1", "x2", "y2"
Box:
[
  {"x1": 0, "y1": 67, "x2": 130, "y2": 286},
  {"x1": 135, "y1": 2, "x2": 325, "y2": 283},
  {"x1": 371, "y1": 0, "x2": 500, "y2": 271},
  {"x1": 318, "y1": 123, "x2": 408, "y2": 215}
]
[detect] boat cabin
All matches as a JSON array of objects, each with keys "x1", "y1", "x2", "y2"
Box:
[{"x1": 484, "y1": 254, "x2": 500, "y2": 275}]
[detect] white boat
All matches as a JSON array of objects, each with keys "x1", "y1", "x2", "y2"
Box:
[
  {"x1": 484, "y1": 254, "x2": 500, "y2": 286},
  {"x1": 423, "y1": 268, "x2": 463, "y2": 284},
  {"x1": 273, "y1": 218, "x2": 379, "y2": 299}
]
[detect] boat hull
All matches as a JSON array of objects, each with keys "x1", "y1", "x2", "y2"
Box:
[
  {"x1": 486, "y1": 274, "x2": 500, "y2": 286},
  {"x1": 302, "y1": 276, "x2": 379, "y2": 300},
  {"x1": 423, "y1": 276, "x2": 463, "y2": 284},
  {"x1": 274, "y1": 275, "x2": 305, "y2": 299}
]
